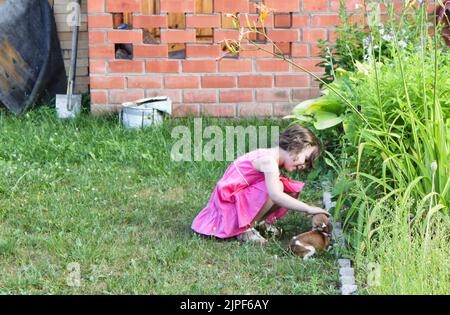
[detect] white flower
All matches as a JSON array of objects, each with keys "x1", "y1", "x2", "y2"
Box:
[
  {"x1": 382, "y1": 34, "x2": 393, "y2": 42},
  {"x1": 398, "y1": 40, "x2": 407, "y2": 48}
]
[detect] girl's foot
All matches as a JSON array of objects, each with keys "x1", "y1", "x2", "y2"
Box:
[
  {"x1": 236, "y1": 228, "x2": 268, "y2": 245},
  {"x1": 257, "y1": 221, "x2": 281, "y2": 237}
]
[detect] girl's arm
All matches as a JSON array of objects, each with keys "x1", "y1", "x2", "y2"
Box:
[{"x1": 253, "y1": 156, "x2": 330, "y2": 216}]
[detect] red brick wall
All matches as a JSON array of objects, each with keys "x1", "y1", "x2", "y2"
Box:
[{"x1": 85, "y1": 0, "x2": 387, "y2": 117}]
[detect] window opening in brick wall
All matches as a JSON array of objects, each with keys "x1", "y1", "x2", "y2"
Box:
[
  {"x1": 168, "y1": 13, "x2": 186, "y2": 29},
  {"x1": 274, "y1": 13, "x2": 292, "y2": 28},
  {"x1": 113, "y1": 13, "x2": 133, "y2": 29},
  {"x1": 169, "y1": 43, "x2": 187, "y2": 59},
  {"x1": 141, "y1": 0, "x2": 161, "y2": 44},
  {"x1": 196, "y1": 28, "x2": 214, "y2": 43},
  {"x1": 196, "y1": 0, "x2": 213, "y2": 13},
  {"x1": 143, "y1": 29, "x2": 161, "y2": 44},
  {"x1": 115, "y1": 43, "x2": 133, "y2": 59}
]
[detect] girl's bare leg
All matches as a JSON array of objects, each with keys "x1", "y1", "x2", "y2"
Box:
[{"x1": 252, "y1": 191, "x2": 297, "y2": 226}]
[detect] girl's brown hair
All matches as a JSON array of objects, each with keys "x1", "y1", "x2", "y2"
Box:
[{"x1": 278, "y1": 124, "x2": 322, "y2": 170}]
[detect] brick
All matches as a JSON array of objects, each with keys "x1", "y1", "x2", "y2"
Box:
[
  {"x1": 89, "y1": 45, "x2": 115, "y2": 58},
  {"x1": 256, "y1": 59, "x2": 289, "y2": 72},
  {"x1": 90, "y1": 60, "x2": 108, "y2": 74},
  {"x1": 292, "y1": 14, "x2": 308, "y2": 27},
  {"x1": 274, "y1": 14, "x2": 292, "y2": 28},
  {"x1": 173, "y1": 104, "x2": 200, "y2": 117},
  {"x1": 201, "y1": 76, "x2": 236, "y2": 88},
  {"x1": 202, "y1": 105, "x2": 236, "y2": 117},
  {"x1": 89, "y1": 31, "x2": 106, "y2": 44},
  {"x1": 109, "y1": 60, "x2": 144, "y2": 73},
  {"x1": 292, "y1": 58, "x2": 323, "y2": 72},
  {"x1": 238, "y1": 104, "x2": 273, "y2": 117},
  {"x1": 238, "y1": 75, "x2": 273, "y2": 88},
  {"x1": 146, "y1": 90, "x2": 182, "y2": 103},
  {"x1": 312, "y1": 15, "x2": 340, "y2": 27},
  {"x1": 214, "y1": 0, "x2": 249, "y2": 13},
  {"x1": 292, "y1": 89, "x2": 322, "y2": 101},
  {"x1": 338, "y1": 258, "x2": 351, "y2": 268},
  {"x1": 267, "y1": 29, "x2": 299, "y2": 42},
  {"x1": 340, "y1": 268, "x2": 355, "y2": 277},
  {"x1": 134, "y1": 45, "x2": 169, "y2": 58},
  {"x1": 256, "y1": 89, "x2": 290, "y2": 102},
  {"x1": 182, "y1": 60, "x2": 217, "y2": 73},
  {"x1": 303, "y1": 0, "x2": 328, "y2": 12},
  {"x1": 310, "y1": 45, "x2": 322, "y2": 57},
  {"x1": 264, "y1": 0, "x2": 300, "y2": 13},
  {"x1": 91, "y1": 90, "x2": 108, "y2": 104},
  {"x1": 105, "y1": 0, "x2": 141, "y2": 12},
  {"x1": 160, "y1": 0, "x2": 196, "y2": 13},
  {"x1": 161, "y1": 30, "x2": 196, "y2": 43},
  {"x1": 133, "y1": 15, "x2": 168, "y2": 28},
  {"x1": 291, "y1": 43, "x2": 308, "y2": 57},
  {"x1": 90, "y1": 76, "x2": 125, "y2": 89},
  {"x1": 273, "y1": 104, "x2": 296, "y2": 116},
  {"x1": 127, "y1": 76, "x2": 163, "y2": 88},
  {"x1": 220, "y1": 90, "x2": 253, "y2": 103},
  {"x1": 218, "y1": 59, "x2": 252, "y2": 72},
  {"x1": 275, "y1": 75, "x2": 309, "y2": 87},
  {"x1": 164, "y1": 76, "x2": 200, "y2": 88},
  {"x1": 88, "y1": 0, "x2": 105, "y2": 13},
  {"x1": 302, "y1": 29, "x2": 327, "y2": 43},
  {"x1": 341, "y1": 276, "x2": 355, "y2": 285},
  {"x1": 186, "y1": 45, "x2": 222, "y2": 58},
  {"x1": 183, "y1": 90, "x2": 217, "y2": 103},
  {"x1": 91, "y1": 104, "x2": 122, "y2": 115},
  {"x1": 341, "y1": 285, "x2": 358, "y2": 295},
  {"x1": 213, "y1": 29, "x2": 239, "y2": 42},
  {"x1": 146, "y1": 60, "x2": 180, "y2": 73},
  {"x1": 88, "y1": 15, "x2": 113, "y2": 28},
  {"x1": 186, "y1": 15, "x2": 221, "y2": 28},
  {"x1": 110, "y1": 90, "x2": 145, "y2": 103},
  {"x1": 107, "y1": 30, "x2": 143, "y2": 43},
  {"x1": 239, "y1": 44, "x2": 274, "y2": 58}
]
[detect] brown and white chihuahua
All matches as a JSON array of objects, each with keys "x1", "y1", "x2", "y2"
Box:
[{"x1": 289, "y1": 214, "x2": 333, "y2": 260}]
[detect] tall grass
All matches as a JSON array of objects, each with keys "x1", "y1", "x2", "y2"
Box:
[
  {"x1": 285, "y1": 0, "x2": 449, "y2": 293},
  {"x1": 339, "y1": 1, "x2": 449, "y2": 294}
]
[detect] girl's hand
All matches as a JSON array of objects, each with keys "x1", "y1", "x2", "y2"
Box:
[{"x1": 308, "y1": 206, "x2": 330, "y2": 217}]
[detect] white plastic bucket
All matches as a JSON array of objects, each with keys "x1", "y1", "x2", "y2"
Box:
[{"x1": 120, "y1": 96, "x2": 172, "y2": 129}]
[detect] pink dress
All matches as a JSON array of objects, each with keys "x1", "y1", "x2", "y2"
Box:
[{"x1": 191, "y1": 148, "x2": 305, "y2": 239}]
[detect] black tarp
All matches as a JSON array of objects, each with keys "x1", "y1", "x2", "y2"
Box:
[{"x1": 0, "y1": 0, "x2": 67, "y2": 114}]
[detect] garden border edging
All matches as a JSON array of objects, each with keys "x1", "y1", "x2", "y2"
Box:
[{"x1": 323, "y1": 192, "x2": 358, "y2": 295}]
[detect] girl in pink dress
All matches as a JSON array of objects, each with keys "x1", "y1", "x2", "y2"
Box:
[{"x1": 191, "y1": 124, "x2": 330, "y2": 244}]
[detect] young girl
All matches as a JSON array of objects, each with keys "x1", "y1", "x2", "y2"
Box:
[{"x1": 191, "y1": 124, "x2": 330, "y2": 244}]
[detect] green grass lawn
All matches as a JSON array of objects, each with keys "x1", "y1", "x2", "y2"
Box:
[{"x1": 0, "y1": 106, "x2": 339, "y2": 294}]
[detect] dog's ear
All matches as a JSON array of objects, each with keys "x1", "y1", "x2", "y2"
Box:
[{"x1": 326, "y1": 222, "x2": 333, "y2": 233}]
